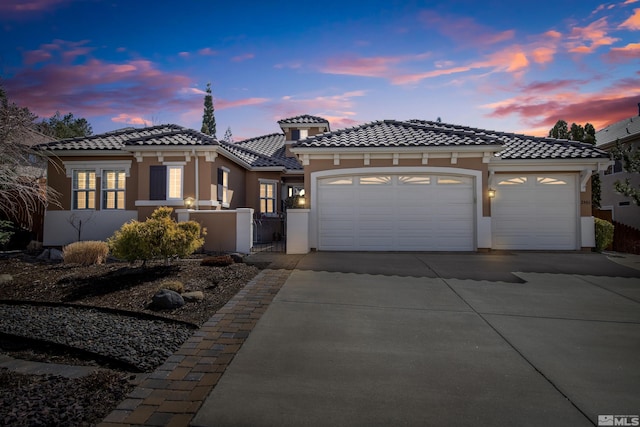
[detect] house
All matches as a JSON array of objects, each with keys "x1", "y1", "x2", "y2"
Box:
[
  {"x1": 38, "y1": 115, "x2": 609, "y2": 253},
  {"x1": 595, "y1": 104, "x2": 640, "y2": 229},
  {"x1": 37, "y1": 116, "x2": 329, "y2": 252}
]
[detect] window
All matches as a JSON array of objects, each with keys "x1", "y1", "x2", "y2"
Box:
[
  {"x1": 73, "y1": 170, "x2": 96, "y2": 209},
  {"x1": 260, "y1": 181, "x2": 277, "y2": 215},
  {"x1": 102, "y1": 170, "x2": 126, "y2": 209},
  {"x1": 291, "y1": 129, "x2": 308, "y2": 140},
  {"x1": 217, "y1": 167, "x2": 229, "y2": 205},
  {"x1": 150, "y1": 165, "x2": 183, "y2": 201}
]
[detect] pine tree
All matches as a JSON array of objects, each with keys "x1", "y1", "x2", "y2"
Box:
[
  {"x1": 201, "y1": 83, "x2": 217, "y2": 138},
  {"x1": 223, "y1": 126, "x2": 233, "y2": 143}
]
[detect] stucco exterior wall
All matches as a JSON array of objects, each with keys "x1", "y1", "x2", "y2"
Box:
[{"x1": 189, "y1": 211, "x2": 238, "y2": 252}]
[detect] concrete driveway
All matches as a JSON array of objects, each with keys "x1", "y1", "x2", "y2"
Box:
[{"x1": 192, "y1": 252, "x2": 640, "y2": 427}]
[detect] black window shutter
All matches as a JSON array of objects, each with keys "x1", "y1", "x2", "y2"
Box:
[
  {"x1": 291, "y1": 129, "x2": 300, "y2": 140},
  {"x1": 150, "y1": 166, "x2": 166, "y2": 200},
  {"x1": 217, "y1": 168, "x2": 224, "y2": 202}
]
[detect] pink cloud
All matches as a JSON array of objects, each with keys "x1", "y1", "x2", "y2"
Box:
[
  {"x1": 179, "y1": 52, "x2": 190, "y2": 58},
  {"x1": 391, "y1": 45, "x2": 530, "y2": 85},
  {"x1": 231, "y1": 53, "x2": 255, "y2": 62},
  {"x1": 111, "y1": 114, "x2": 150, "y2": 126},
  {"x1": 566, "y1": 17, "x2": 619, "y2": 53},
  {"x1": 216, "y1": 97, "x2": 269, "y2": 109},
  {"x1": 484, "y1": 75, "x2": 640, "y2": 131},
  {"x1": 604, "y1": 42, "x2": 640, "y2": 61},
  {"x1": 419, "y1": 11, "x2": 515, "y2": 47},
  {"x1": 266, "y1": 90, "x2": 366, "y2": 126},
  {"x1": 619, "y1": 8, "x2": 640, "y2": 29},
  {"x1": 320, "y1": 52, "x2": 430, "y2": 80},
  {"x1": 23, "y1": 49, "x2": 52, "y2": 65},
  {"x1": 197, "y1": 48, "x2": 217, "y2": 56},
  {"x1": 0, "y1": 0, "x2": 70, "y2": 12},
  {"x1": 5, "y1": 43, "x2": 197, "y2": 122}
]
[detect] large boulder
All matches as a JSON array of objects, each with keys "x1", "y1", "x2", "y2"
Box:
[{"x1": 151, "y1": 289, "x2": 185, "y2": 310}]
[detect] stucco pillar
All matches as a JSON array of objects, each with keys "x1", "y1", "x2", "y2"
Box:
[
  {"x1": 236, "y1": 208, "x2": 254, "y2": 254},
  {"x1": 286, "y1": 209, "x2": 310, "y2": 254}
]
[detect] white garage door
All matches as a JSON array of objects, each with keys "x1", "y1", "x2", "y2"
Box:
[
  {"x1": 317, "y1": 174, "x2": 475, "y2": 251},
  {"x1": 491, "y1": 174, "x2": 578, "y2": 250}
]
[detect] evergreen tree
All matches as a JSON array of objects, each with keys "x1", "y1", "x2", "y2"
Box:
[
  {"x1": 201, "y1": 82, "x2": 217, "y2": 138},
  {"x1": 39, "y1": 111, "x2": 93, "y2": 139},
  {"x1": 223, "y1": 126, "x2": 233, "y2": 143},
  {"x1": 548, "y1": 120, "x2": 569, "y2": 139},
  {"x1": 612, "y1": 141, "x2": 640, "y2": 205},
  {"x1": 548, "y1": 119, "x2": 601, "y2": 208}
]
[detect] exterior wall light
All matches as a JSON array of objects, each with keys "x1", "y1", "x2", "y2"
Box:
[
  {"x1": 488, "y1": 188, "x2": 496, "y2": 198},
  {"x1": 184, "y1": 196, "x2": 195, "y2": 208},
  {"x1": 298, "y1": 196, "x2": 306, "y2": 207}
]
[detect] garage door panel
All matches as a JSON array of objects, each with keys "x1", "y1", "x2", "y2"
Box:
[
  {"x1": 492, "y1": 173, "x2": 577, "y2": 250},
  {"x1": 318, "y1": 174, "x2": 475, "y2": 251}
]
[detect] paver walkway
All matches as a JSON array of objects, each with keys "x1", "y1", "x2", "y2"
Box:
[{"x1": 98, "y1": 265, "x2": 293, "y2": 427}]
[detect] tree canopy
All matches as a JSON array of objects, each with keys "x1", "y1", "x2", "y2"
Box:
[
  {"x1": 0, "y1": 85, "x2": 58, "y2": 225},
  {"x1": 612, "y1": 141, "x2": 640, "y2": 205},
  {"x1": 201, "y1": 82, "x2": 217, "y2": 138},
  {"x1": 38, "y1": 111, "x2": 93, "y2": 139},
  {"x1": 548, "y1": 119, "x2": 600, "y2": 207}
]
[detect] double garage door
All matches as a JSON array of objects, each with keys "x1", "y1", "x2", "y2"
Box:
[
  {"x1": 316, "y1": 173, "x2": 578, "y2": 251},
  {"x1": 317, "y1": 174, "x2": 475, "y2": 251}
]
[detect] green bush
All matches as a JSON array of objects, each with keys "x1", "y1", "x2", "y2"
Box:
[
  {"x1": 108, "y1": 207, "x2": 205, "y2": 265},
  {"x1": 63, "y1": 241, "x2": 110, "y2": 265},
  {"x1": 594, "y1": 218, "x2": 614, "y2": 252}
]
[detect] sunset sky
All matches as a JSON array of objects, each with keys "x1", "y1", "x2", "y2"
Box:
[{"x1": 1, "y1": 0, "x2": 639, "y2": 140}]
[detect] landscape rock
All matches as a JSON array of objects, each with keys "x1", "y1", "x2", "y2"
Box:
[
  {"x1": 37, "y1": 248, "x2": 64, "y2": 261},
  {"x1": 151, "y1": 289, "x2": 185, "y2": 310},
  {"x1": 0, "y1": 274, "x2": 12, "y2": 284},
  {"x1": 182, "y1": 291, "x2": 204, "y2": 302},
  {"x1": 229, "y1": 253, "x2": 244, "y2": 263}
]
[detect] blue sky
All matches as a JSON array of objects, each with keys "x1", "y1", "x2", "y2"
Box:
[{"x1": 1, "y1": 0, "x2": 639, "y2": 140}]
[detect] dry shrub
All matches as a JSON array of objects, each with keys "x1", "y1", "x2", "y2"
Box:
[
  {"x1": 201, "y1": 255, "x2": 234, "y2": 267},
  {"x1": 159, "y1": 280, "x2": 184, "y2": 293},
  {"x1": 63, "y1": 241, "x2": 110, "y2": 265}
]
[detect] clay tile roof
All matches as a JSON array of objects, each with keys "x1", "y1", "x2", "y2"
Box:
[
  {"x1": 277, "y1": 115, "x2": 330, "y2": 125},
  {"x1": 234, "y1": 133, "x2": 302, "y2": 170},
  {"x1": 406, "y1": 120, "x2": 608, "y2": 159},
  {"x1": 292, "y1": 120, "x2": 498, "y2": 149},
  {"x1": 35, "y1": 124, "x2": 217, "y2": 151}
]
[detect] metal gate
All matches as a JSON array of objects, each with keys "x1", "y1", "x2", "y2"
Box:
[{"x1": 252, "y1": 214, "x2": 286, "y2": 252}]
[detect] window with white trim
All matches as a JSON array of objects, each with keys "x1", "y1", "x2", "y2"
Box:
[
  {"x1": 73, "y1": 170, "x2": 96, "y2": 209},
  {"x1": 167, "y1": 166, "x2": 183, "y2": 199},
  {"x1": 260, "y1": 181, "x2": 277, "y2": 215},
  {"x1": 102, "y1": 170, "x2": 126, "y2": 209}
]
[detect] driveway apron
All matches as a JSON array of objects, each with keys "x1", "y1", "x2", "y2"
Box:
[{"x1": 192, "y1": 252, "x2": 640, "y2": 427}]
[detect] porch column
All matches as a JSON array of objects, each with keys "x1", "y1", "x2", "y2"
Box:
[
  {"x1": 286, "y1": 209, "x2": 310, "y2": 254},
  {"x1": 236, "y1": 208, "x2": 254, "y2": 254}
]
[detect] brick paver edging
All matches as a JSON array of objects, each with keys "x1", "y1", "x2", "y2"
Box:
[{"x1": 99, "y1": 268, "x2": 292, "y2": 427}]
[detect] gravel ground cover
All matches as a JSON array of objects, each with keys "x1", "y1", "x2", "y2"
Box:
[{"x1": 0, "y1": 253, "x2": 262, "y2": 426}]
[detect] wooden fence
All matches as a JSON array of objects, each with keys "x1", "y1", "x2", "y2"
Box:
[{"x1": 612, "y1": 221, "x2": 640, "y2": 255}]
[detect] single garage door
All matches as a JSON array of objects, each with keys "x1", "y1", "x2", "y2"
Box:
[
  {"x1": 317, "y1": 174, "x2": 475, "y2": 251},
  {"x1": 491, "y1": 174, "x2": 578, "y2": 250}
]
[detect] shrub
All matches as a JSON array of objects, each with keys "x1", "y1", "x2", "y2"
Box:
[
  {"x1": 108, "y1": 207, "x2": 205, "y2": 265},
  {"x1": 201, "y1": 255, "x2": 234, "y2": 267},
  {"x1": 63, "y1": 241, "x2": 110, "y2": 265},
  {"x1": 159, "y1": 280, "x2": 184, "y2": 293},
  {"x1": 594, "y1": 218, "x2": 614, "y2": 252},
  {"x1": 0, "y1": 220, "x2": 14, "y2": 248}
]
